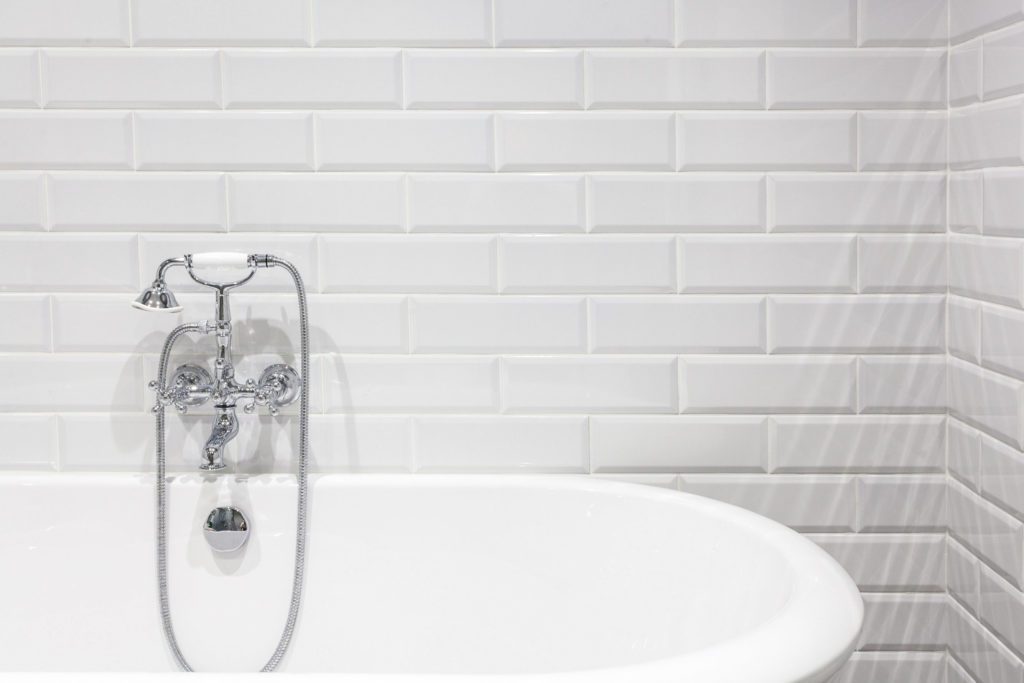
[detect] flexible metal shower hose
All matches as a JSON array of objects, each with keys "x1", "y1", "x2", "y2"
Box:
[{"x1": 154, "y1": 256, "x2": 310, "y2": 672}]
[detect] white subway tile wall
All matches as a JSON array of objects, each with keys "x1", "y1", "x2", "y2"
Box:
[
  {"x1": 950, "y1": 6, "x2": 1024, "y2": 681},
  {"x1": 0, "y1": 0, "x2": 1007, "y2": 676}
]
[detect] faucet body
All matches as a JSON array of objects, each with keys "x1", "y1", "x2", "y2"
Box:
[{"x1": 146, "y1": 254, "x2": 302, "y2": 471}]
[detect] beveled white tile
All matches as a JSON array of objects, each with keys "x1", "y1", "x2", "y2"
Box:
[
  {"x1": 949, "y1": 537, "x2": 982, "y2": 613},
  {"x1": 590, "y1": 416, "x2": 769, "y2": 473},
  {"x1": 54, "y1": 293, "x2": 187, "y2": 352},
  {"x1": 679, "y1": 235, "x2": 856, "y2": 293},
  {"x1": 140, "y1": 234, "x2": 317, "y2": 293},
  {"x1": 0, "y1": 234, "x2": 138, "y2": 292},
  {"x1": 135, "y1": 112, "x2": 314, "y2": 171},
  {"x1": 501, "y1": 235, "x2": 676, "y2": 293},
  {"x1": 406, "y1": 50, "x2": 583, "y2": 109},
  {"x1": 950, "y1": 0, "x2": 1024, "y2": 42},
  {"x1": 132, "y1": 0, "x2": 310, "y2": 47},
  {"x1": 771, "y1": 174, "x2": 945, "y2": 233},
  {"x1": 325, "y1": 356, "x2": 499, "y2": 413},
  {"x1": 858, "y1": 0, "x2": 948, "y2": 46},
  {"x1": 767, "y1": 49, "x2": 946, "y2": 109},
  {"x1": 223, "y1": 49, "x2": 401, "y2": 109},
  {"x1": 858, "y1": 594, "x2": 948, "y2": 649},
  {"x1": 495, "y1": 0, "x2": 673, "y2": 47},
  {"x1": 773, "y1": 416, "x2": 945, "y2": 473},
  {"x1": 321, "y1": 235, "x2": 496, "y2": 293},
  {"x1": 309, "y1": 295, "x2": 410, "y2": 354},
  {"x1": 985, "y1": 23, "x2": 1024, "y2": 100},
  {"x1": 983, "y1": 305, "x2": 1024, "y2": 380},
  {"x1": 810, "y1": 534, "x2": 945, "y2": 591},
  {"x1": 949, "y1": 236, "x2": 1024, "y2": 307},
  {"x1": 949, "y1": 297, "x2": 981, "y2": 363},
  {"x1": 42, "y1": 49, "x2": 219, "y2": 108},
  {"x1": 769, "y1": 295, "x2": 944, "y2": 354},
  {"x1": 59, "y1": 413, "x2": 184, "y2": 471},
  {"x1": 681, "y1": 357, "x2": 856, "y2": 414},
  {"x1": 985, "y1": 169, "x2": 1024, "y2": 237},
  {"x1": 408, "y1": 174, "x2": 584, "y2": 233},
  {"x1": 310, "y1": 415, "x2": 412, "y2": 472},
  {"x1": 949, "y1": 358, "x2": 1024, "y2": 448},
  {"x1": 859, "y1": 112, "x2": 947, "y2": 171},
  {"x1": 501, "y1": 356, "x2": 678, "y2": 413},
  {"x1": 0, "y1": 112, "x2": 132, "y2": 170},
  {"x1": 856, "y1": 475, "x2": 947, "y2": 532},
  {"x1": 950, "y1": 172, "x2": 984, "y2": 233},
  {"x1": 314, "y1": 0, "x2": 491, "y2": 47},
  {"x1": 590, "y1": 296, "x2": 765, "y2": 353},
  {"x1": 859, "y1": 236, "x2": 946, "y2": 293},
  {"x1": 948, "y1": 598, "x2": 1023, "y2": 682},
  {"x1": 857, "y1": 356, "x2": 947, "y2": 413},
  {"x1": 980, "y1": 566, "x2": 1024, "y2": 658},
  {"x1": 676, "y1": 474, "x2": 857, "y2": 532},
  {"x1": 317, "y1": 112, "x2": 493, "y2": 171},
  {"x1": 585, "y1": 50, "x2": 764, "y2": 109},
  {"x1": 413, "y1": 416, "x2": 588, "y2": 472},
  {"x1": 676, "y1": 0, "x2": 856, "y2": 47},
  {"x1": 48, "y1": 172, "x2": 226, "y2": 231},
  {"x1": 0, "y1": 173, "x2": 44, "y2": 230},
  {"x1": 950, "y1": 40, "x2": 983, "y2": 106},
  {"x1": 950, "y1": 99, "x2": 1024, "y2": 170},
  {"x1": 980, "y1": 435, "x2": 1024, "y2": 519},
  {"x1": 0, "y1": 0, "x2": 129, "y2": 46},
  {"x1": 0, "y1": 354, "x2": 143, "y2": 411},
  {"x1": 497, "y1": 113, "x2": 674, "y2": 171},
  {"x1": 0, "y1": 415, "x2": 57, "y2": 470},
  {"x1": 228, "y1": 174, "x2": 404, "y2": 232},
  {"x1": 678, "y1": 113, "x2": 856, "y2": 171},
  {"x1": 0, "y1": 295, "x2": 50, "y2": 352},
  {"x1": 950, "y1": 419, "x2": 981, "y2": 488},
  {"x1": 0, "y1": 49, "x2": 39, "y2": 107},
  {"x1": 949, "y1": 480, "x2": 1024, "y2": 587},
  {"x1": 588, "y1": 174, "x2": 765, "y2": 233},
  {"x1": 411, "y1": 296, "x2": 586, "y2": 353}
]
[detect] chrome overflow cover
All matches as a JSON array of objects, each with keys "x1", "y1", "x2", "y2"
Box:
[{"x1": 203, "y1": 506, "x2": 250, "y2": 553}]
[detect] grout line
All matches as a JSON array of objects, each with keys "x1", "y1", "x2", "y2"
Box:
[
  {"x1": 490, "y1": 0, "x2": 497, "y2": 48},
  {"x1": 126, "y1": 0, "x2": 134, "y2": 48},
  {"x1": 399, "y1": 49, "x2": 407, "y2": 110},
  {"x1": 40, "y1": 172, "x2": 51, "y2": 232},
  {"x1": 222, "y1": 173, "x2": 231, "y2": 232},
  {"x1": 307, "y1": 0, "x2": 315, "y2": 47},
  {"x1": 310, "y1": 112, "x2": 319, "y2": 172},
  {"x1": 34, "y1": 49, "x2": 44, "y2": 110},
  {"x1": 46, "y1": 294, "x2": 55, "y2": 352},
  {"x1": 217, "y1": 49, "x2": 226, "y2": 111}
]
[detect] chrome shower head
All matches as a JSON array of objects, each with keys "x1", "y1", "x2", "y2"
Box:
[
  {"x1": 131, "y1": 253, "x2": 267, "y2": 314},
  {"x1": 132, "y1": 280, "x2": 182, "y2": 313}
]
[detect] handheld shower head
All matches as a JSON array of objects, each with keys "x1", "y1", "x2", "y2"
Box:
[
  {"x1": 132, "y1": 256, "x2": 189, "y2": 313},
  {"x1": 131, "y1": 252, "x2": 269, "y2": 314},
  {"x1": 133, "y1": 280, "x2": 182, "y2": 313}
]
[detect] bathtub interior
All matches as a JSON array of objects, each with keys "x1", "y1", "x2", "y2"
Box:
[{"x1": 2, "y1": 474, "x2": 801, "y2": 674}]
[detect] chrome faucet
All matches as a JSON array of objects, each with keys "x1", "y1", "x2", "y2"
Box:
[
  {"x1": 203, "y1": 409, "x2": 238, "y2": 471},
  {"x1": 137, "y1": 253, "x2": 302, "y2": 471}
]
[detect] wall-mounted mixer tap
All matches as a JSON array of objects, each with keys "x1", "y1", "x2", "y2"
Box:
[
  {"x1": 135, "y1": 252, "x2": 302, "y2": 471},
  {"x1": 136, "y1": 251, "x2": 311, "y2": 672}
]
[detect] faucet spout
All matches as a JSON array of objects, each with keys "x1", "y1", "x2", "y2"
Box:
[{"x1": 201, "y1": 407, "x2": 238, "y2": 471}]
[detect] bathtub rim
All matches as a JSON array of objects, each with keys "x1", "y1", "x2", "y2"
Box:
[{"x1": 0, "y1": 472, "x2": 863, "y2": 682}]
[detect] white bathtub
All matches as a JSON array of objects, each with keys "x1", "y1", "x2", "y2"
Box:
[{"x1": 1, "y1": 473, "x2": 861, "y2": 682}]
